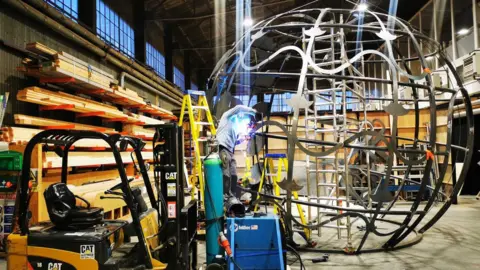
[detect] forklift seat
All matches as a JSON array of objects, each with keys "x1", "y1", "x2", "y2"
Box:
[{"x1": 44, "y1": 183, "x2": 104, "y2": 230}]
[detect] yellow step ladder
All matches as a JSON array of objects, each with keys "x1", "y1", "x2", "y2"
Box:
[
  {"x1": 178, "y1": 90, "x2": 216, "y2": 205},
  {"x1": 255, "y1": 153, "x2": 311, "y2": 241}
]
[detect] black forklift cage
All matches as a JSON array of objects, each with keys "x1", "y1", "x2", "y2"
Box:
[{"x1": 16, "y1": 129, "x2": 156, "y2": 269}]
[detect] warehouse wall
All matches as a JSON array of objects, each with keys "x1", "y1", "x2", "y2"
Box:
[{"x1": 0, "y1": 3, "x2": 183, "y2": 127}]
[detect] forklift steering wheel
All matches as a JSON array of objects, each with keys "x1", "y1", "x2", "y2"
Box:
[{"x1": 108, "y1": 178, "x2": 135, "y2": 191}]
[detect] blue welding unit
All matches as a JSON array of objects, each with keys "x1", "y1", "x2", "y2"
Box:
[{"x1": 226, "y1": 214, "x2": 285, "y2": 270}]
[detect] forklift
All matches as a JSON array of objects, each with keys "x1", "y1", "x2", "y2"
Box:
[{"x1": 6, "y1": 128, "x2": 197, "y2": 270}]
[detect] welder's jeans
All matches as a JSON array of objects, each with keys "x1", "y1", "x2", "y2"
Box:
[{"x1": 219, "y1": 148, "x2": 238, "y2": 197}]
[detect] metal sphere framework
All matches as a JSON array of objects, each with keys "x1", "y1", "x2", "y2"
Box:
[{"x1": 208, "y1": 8, "x2": 474, "y2": 253}]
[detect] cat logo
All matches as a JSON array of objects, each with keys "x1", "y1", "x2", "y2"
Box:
[
  {"x1": 165, "y1": 172, "x2": 177, "y2": 180},
  {"x1": 80, "y1": 244, "x2": 95, "y2": 259},
  {"x1": 47, "y1": 262, "x2": 62, "y2": 270}
]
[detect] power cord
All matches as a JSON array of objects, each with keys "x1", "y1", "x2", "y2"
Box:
[{"x1": 286, "y1": 244, "x2": 306, "y2": 270}]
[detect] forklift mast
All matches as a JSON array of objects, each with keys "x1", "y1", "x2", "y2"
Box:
[{"x1": 148, "y1": 123, "x2": 197, "y2": 269}]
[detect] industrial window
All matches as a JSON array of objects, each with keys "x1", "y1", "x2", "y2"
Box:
[
  {"x1": 265, "y1": 93, "x2": 291, "y2": 112},
  {"x1": 234, "y1": 95, "x2": 257, "y2": 107},
  {"x1": 174, "y1": 67, "x2": 185, "y2": 92},
  {"x1": 44, "y1": 0, "x2": 78, "y2": 20},
  {"x1": 146, "y1": 43, "x2": 166, "y2": 78},
  {"x1": 191, "y1": 83, "x2": 198, "y2": 90},
  {"x1": 96, "y1": 0, "x2": 135, "y2": 58}
]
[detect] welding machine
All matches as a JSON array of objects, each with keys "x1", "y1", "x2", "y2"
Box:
[{"x1": 226, "y1": 214, "x2": 286, "y2": 270}]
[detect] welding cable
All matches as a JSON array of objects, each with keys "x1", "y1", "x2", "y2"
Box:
[
  {"x1": 242, "y1": 187, "x2": 410, "y2": 237},
  {"x1": 286, "y1": 244, "x2": 306, "y2": 270},
  {"x1": 228, "y1": 256, "x2": 243, "y2": 270}
]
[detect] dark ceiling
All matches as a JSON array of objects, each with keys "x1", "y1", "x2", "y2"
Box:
[{"x1": 144, "y1": 0, "x2": 430, "y2": 69}]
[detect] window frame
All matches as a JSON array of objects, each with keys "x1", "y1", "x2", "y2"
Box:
[
  {"x1": 174, "y1": 67, "x2": 186, "y2": 92},
  {"x1": 146, "y1": 43, "x2": 166, "y2": 79},
  {"x1": 44, "y1": 0, "x2": 78, "y2": 20},
  {"x1": 96, "y1": 0, "x2": 135, "y2": 58}
]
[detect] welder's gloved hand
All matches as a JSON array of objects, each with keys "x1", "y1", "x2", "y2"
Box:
[{"x1": 224, "y1": 193, "x2": 245, "y2": 218}]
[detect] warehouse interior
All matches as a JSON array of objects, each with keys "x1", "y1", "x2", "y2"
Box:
[{"x1": 0, "y1": 0, "x2": 480, "y2": 269}]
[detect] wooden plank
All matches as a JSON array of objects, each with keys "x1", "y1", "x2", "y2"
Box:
[
  {"x1": 56, "y1": 51, "x2": 116, "y2": 81},
  {"x1": 43, "y1": 169, "x2": 121, "y2": 186},
  {"x1": 1, "y1": 127, "x2": 41, "y2": 144},
  {"x1": 26, "y1": 42, "x2": 57, "y2": 56},
  {"x1": 18, "y1": 87, "x2": 161, "y2": 126},
  {"x1": 14, "y1": 114, "x2": 116, "y2": 133},
  {"x1": 1, "y1": 126, "x2": 153, "y2": 150},
  {"x1": 18, "y1": 87, "x2": 137, "y2": 122},
  {"x1": 123, "y1": 125, "x2": 157, "y2": 138},
  {"x1": 43, "y1": 151, "x2": 154, "y2": 168}
]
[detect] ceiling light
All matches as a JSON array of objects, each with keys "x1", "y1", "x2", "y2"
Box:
[
  {"x1": 458, "y1": 28, "x2": 469, "y2": 35},
  {"x1": 357, "y1": 3, "x2": 368, "y2": 12},
  {"x1": 243, "y1": 17, "x2": 253, "y2": 27}
]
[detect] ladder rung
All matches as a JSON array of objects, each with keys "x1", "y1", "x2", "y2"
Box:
[
  {"x1": 310, "y1": 156, "x2": 336, "y2": 159},
  {"x1": 322, "y1": 224, "x2": 348, "y2": 229},
  {"x1": 187, "y1": 90, "x2": 205, "y2": 96},
  {"x1": 307, "y1": 88, "x2": 341, "y2": 94},
  {"x1": 195, "y1": 122, "x2": 213, "y2": 126},
  {"x1": 314, "y1": 129, "x2": 336, "y2": 133},
  {"x1": 313, "y1": 196, "x2": 346, "y2": 201},
  {"x1": 313, "y1": 48, "x2": 331, "y2": 54},
  {"x1": 316, "y1": 60, "x2": 342, "y2": 67},
  {"x1": 314, "y1": 33, "x2": 340, "y2": 41},
  {"x1": 317, "y1": 183, "x2": 336, "y2": 187},
  {"x1": 306, "y1": 115, "x2": 340, "y2": 120},
  {"x1": 309, "y1": 169, "x2": 336, "y2": 173},
  {"x1": 339, "y1": 187, "x2": 368, "y2": 190},
  {"x1": 335, "y1": 80, "x2": 353, "y2": 85},
  {"x1": 192, "y1": 106, "x2": 209, "y2": 110}
]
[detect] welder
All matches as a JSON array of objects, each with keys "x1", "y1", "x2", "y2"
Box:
[{"x1": 216, "y1": 105, "x2": 257, "y2": 202}]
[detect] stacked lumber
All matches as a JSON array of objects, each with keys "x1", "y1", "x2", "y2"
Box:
[
  {"x1": 130, "y1": 113, "x2": 164, "y2": 125},
  {"x1": 20, "y1": 42, "x2": 175, "y2": 119},
  {"x1": 23, "y1": 43, "x2": 116, "y2": 90},
  {"x1": 1, "y1": 127, "x2": 40, "y2": 144},
  {"x1": 123, "y1": 125, "x2": 157, "y2": 139},
  {"x1": 17, "y1": 87, "x2": 142, "y2": 124},
  {"x1": 108, "y1": 85, "x2": 147, "y2": 107},
  {"x1": 15, "y1": 114, "x2": 116, "y2": 133},
  {"x1": 0, "y1": 126, "x2": 153, "y2": 151},
  {"x1": 43, "y1": 151, "x2": 154, "y2": 168},
  {"x1": 26, "y1": 42, "x2": 57, "y2": 56}
]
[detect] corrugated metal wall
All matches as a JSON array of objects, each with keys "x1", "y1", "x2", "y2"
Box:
[{"x1": 0, "y1": 4, "x2": 178, "y2": 127}]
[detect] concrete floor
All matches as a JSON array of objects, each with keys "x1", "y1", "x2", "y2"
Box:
[
  {"x1": 1, "y1": 197, "x2": 479, "y2": 269},
  {"x1": 295, "y1": 196, "x2": 480, "y2": 270}
]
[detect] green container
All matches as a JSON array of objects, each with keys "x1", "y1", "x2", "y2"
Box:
[{"x1": 0, "y1": 151, "x2": 23, "y2": 171}]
